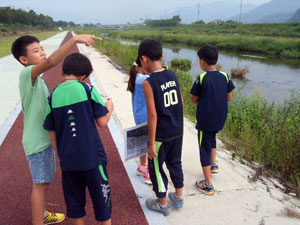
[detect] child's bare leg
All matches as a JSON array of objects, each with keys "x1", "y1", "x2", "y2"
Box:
[
  {"x1": 73, "y1": 218, "x2": 85, "y2": 225},
  {"x1": 175, "y1": 187, "x2": 183, "y2": 197},
  {"x1": 211, "y1": 148, "x2": 216, "y2": 164},
  {"x1": 31, "y1": 183, "x2": 49, "y2": 225},
  {"x1": 100, "y1": 219, "x2": 111, "y2": 225},
  {"x1": 158, "y1": 197, "x2": 167, "y2": 206},
  {"x1": 202, "y1": 165, "x2": 212, "y2": 185},
  {"x1": 140, "y1": 154, "x2": 147, "y2": 165}
]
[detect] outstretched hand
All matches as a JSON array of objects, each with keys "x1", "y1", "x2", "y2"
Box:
[{"x1": 74, "y1": 34, "x2": 102, "y2": 46}]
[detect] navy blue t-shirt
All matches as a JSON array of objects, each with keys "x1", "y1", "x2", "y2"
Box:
[
  {"x1": 190, "y1": 71, "x2": 235, "y2": 131},
  {"x1": 44, "y1": 81, "x2": 109, "y2": 171},
  {"x1": 147, "y1": 69, "x2": 183, "y2": 141}
]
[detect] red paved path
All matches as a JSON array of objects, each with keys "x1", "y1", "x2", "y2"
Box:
[{"x1": 0, "y1": 32, "x2": 148, "y2": 225}]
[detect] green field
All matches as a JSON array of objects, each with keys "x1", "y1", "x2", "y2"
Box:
[
  {"x1": 97, "y1": 23, "x2": 300, "y2": 59},
  {"x1": 0, "y1": 28, "x2": 59, "y2": 58}
]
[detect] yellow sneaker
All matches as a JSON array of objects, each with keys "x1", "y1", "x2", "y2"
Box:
[{"x1": 43, "y1": 211, "x2": 65, "y2": 224}]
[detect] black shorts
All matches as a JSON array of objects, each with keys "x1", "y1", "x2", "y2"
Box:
[
  {"x1": 62, "y1": 164, "x2": 112, "y2": 221},
  {"x1": 197, "y1": 131, "x2": 217, "y2": 167},
  {"x1": 148, "y1": 136, "x2": 184, "y2": 198}
]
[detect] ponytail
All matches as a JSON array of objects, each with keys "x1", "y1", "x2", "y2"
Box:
[{"x1": 127, "y1": 57, "x2": 142, "y2": 93}]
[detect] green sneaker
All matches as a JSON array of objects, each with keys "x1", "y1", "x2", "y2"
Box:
[
  {"x1": 145, "y1": 199, "x2": 172, "y2": 216},
  {"x1": 195, "y1": 180, "x2": 215, "y2": 196}
]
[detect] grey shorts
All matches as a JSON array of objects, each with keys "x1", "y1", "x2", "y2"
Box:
[{"x1": 26, "y1": 145, "x2": 56, "y2": 184}]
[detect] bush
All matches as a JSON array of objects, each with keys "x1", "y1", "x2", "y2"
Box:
[
  {"x1": 171, "y1": 58, "x2": 192, "y2": 71},
  {"x1": 231, "y1": 67, "x2": 249, "y2": 80}
]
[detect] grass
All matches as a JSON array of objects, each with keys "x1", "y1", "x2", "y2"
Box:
[
  {"x1": 231, "y1": 67, "x2": 249, "y2": 80},
  {"x1": 0, "y1": 30, "x2": 59, "y2": 58},
  {"x1": 170, "y1": 58, "x2": 192, "y2": 71},
  {"x1": 72, "y1": 31, "x2": 300, "y2": 195},
  {"x1": 106, "y1": 24, "x2": 300, "y2": 59}
]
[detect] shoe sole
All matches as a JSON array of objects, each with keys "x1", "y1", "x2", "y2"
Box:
[
  {"x1": 195, "y1": 184, "x2": 215, "y2": 196},
  {"x1": 44, "y1": 218, "x2": 65, "y2": 225},
  {"x1": 144, "y1": 179, "x2": 152, "y2": 185},
  {"x1": 168, "y1": 193, "x2": 183, "y2": 208},
  {"x1": 211, "y1": 170, "x2": 218, "y2": 174},
  {"x1": 137, "y1": 170, "x2": 146, "y2": 176},
  {"x1": 146, "y1": 203, "x2": 172, "y2": 216}
]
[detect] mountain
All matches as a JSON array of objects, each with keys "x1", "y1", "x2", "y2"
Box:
[
  {"x1": 288, "y1": 8, "x2": 300, "y2": 22},
  {"x1": 230, "y1": 0, "x2": 300, "y2": 23},
  {"x1": 166, "y1": 1, "x2": 258, "y2": 24}
]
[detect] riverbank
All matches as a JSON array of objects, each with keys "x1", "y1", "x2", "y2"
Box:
[
  {"x1": 77, "y1": 42, "x2": 300, "y2": 224},
  {"x1": 112, "y1": 28, "x2": 300, "y2": 59},
  {"x1": 72, "y1": 33, "x2": 300, "y2": 195}
]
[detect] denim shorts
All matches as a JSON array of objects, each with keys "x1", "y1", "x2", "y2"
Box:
[{"x1": 27, "y1": 145, "x2": 56, "y2": 184}]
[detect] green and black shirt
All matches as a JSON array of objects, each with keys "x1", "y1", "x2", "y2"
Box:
[{"x1": 44, "y1": 81, "x2": 108, "y2": 171}]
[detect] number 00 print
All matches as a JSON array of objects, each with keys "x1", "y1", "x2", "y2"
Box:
[{"x1": 163, "y1": 89, "x2": 178, "y2": 107}]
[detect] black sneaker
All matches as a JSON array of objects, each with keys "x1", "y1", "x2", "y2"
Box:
[
  {"x1": 211, "y1": 164, "x2": 219, "y2": 174},
  {"x1": 195, "y1": 180, "x2": 215, "y2": 196}
]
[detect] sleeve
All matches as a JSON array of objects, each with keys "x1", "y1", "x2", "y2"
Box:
[
  {"x1": 190, "y1": 76, "x2": 201, "y2": 96},
  {"x1": 43, "y1": 96, "x2": 55, "y2": 131},
  {"x1": 227, "y1": 79, "x2": 235, "y2": 93},
  {"x1": 19, "y1": 66, "x2": 33, "y2": 104},
  {"x1": 90, "y1": 87, "x2": 109, "y2": 119}
]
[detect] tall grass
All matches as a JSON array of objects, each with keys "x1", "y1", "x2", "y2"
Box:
[
  {"x1": 111, "y1": 26, "x2": 300, "y2": 59},
  {"x1": 74, "y1": 32, "x2": 300, "y2": 194},
  {"x1": 219, "y1": 90, "x2": 300, "y2": 194},
  {"x1": 170, "y1": 58, "x2": 192, "y2": 71}
]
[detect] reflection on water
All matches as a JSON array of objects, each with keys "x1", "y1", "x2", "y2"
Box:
[{"x1": 120, "y1": 40, "x2": 300, "y2": 103}]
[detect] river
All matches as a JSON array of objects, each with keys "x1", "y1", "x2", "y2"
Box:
[{"x1": 120, "y1": 40, "x2": 300, "y2": 104}]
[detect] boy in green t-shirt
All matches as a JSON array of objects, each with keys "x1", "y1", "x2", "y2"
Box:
[{"x1": 11, "y1": 33, "x2": 101, "y2": 225}]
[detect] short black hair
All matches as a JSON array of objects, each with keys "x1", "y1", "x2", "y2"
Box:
[
  {"x1": 197, "y1": 44, "x2": 218, "y2": 65},
  {"x1": 11, "y1": 35, "x2": 40, "y2": 63},
  {"x1": 62, "y1": 53, "x2": 93, "y2": 79},
  {"x1": 138, "y1": 39, "x2": 162, "y2": 61}
]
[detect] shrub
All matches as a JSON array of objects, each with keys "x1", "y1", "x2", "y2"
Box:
[
  {"x1": 171, "y1": 58, "x2": 192, "y2": 71},
  {"x1": 231, "y1": 67, "x2": 249, "y2": 80}
]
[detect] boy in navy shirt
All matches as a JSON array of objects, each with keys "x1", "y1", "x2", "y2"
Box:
[
  {"x1": 190, "y1": 44, "x2": 235, "y2": 195},
  {"x1": 140, "y1": 40, "x2": 184, "y2": 216},
  {"x1": 44, "y1": 53, "x2": 113, "y2": 225}
]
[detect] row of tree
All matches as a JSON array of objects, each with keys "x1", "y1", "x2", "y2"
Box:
[
  {"x1": 144, "y1": 16, "x2": 181, "y2": 27},
  {"x1": 0, "y1": 7, "x2": 81, "y2": 29}
]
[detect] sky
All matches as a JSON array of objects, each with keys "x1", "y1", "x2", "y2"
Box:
[{"x1": 0, "y1": 0, "x2": 271, "y2": 24}]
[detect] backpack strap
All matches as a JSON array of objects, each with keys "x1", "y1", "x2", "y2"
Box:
[{"x1": 79, "y1": 81, "x2": 92, "y2": 100}]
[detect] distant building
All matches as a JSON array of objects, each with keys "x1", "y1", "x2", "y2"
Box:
[{"x1": 208, "y1": 19, "x2": 224, "y2": 25}]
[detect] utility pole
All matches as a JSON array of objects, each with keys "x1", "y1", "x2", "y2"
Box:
[
  {"x1": 165, "y1": 9, "x2": 168, "y2": 19},
  {"x1": 239, "y1": 0, "x2": 243, "y2": 23},
  {"x1": 195, "y1": 2, "x2": 200, "y2": 21}
]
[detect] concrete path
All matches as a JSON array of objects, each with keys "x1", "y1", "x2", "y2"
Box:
[{"x1": 0, "y1": 31, "x2": 300, "y2": 225}]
